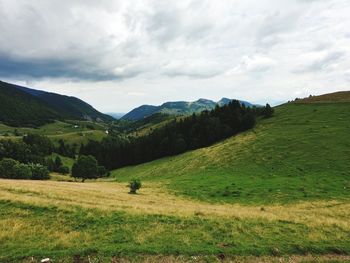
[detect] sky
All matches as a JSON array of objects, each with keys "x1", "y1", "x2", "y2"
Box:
[{"x1": 0, "y1": 0, "x2": 349, "y2": 113}]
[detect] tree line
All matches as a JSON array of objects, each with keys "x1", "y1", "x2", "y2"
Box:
[
  {"x1": 80, "y1": 101, "x2": 274, "y2": 170},
  {"x1": 0, "y1": 134, "x2": 71, "y2": 180},
  {"x1": 0, "y1": 133, "x2": 109, "y2": 181}
]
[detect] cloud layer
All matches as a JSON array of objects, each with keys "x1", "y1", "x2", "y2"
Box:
[{"x1": 0, "y1": 0, "x2": 349, "y2": 111}]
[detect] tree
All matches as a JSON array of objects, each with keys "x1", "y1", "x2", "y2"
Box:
[
  {"x1": 97, "y1": 166, "x2": 109, "y2": 177},
  {"x1": 54, "y1": 156, "x2": 63, "y2": 170},
  {"x1": 72, "y1": 155, "x2": 98, "y2": 182},
  {"x1": 23, "y1": 134, "x2": 53, "y2": 155},
  {"x1": 57, "y1": 165, "x2": 70, "y2": 175},
  {"x1": 129, "y1": 179, "x2": 142, "y2": 194},
  {"x1": 241, "y1": 113, "x2": 256, "y2": 131},
  {"x1": 263, "y1": 103, "x2": 274, "y2": 118},
  {"x1": 44, "y1": 157, "x2": 55, "y2": 172}
]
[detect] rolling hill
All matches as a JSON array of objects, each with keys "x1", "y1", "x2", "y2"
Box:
[
  {"x1": 121, "y1": 98, "x2": 256, "y2": 120},
  {"x1": 113, "y1": 92, "x2": 350, "y2": 204},
  {"x1": 0, "y1": 80, "x2": 113, "y2": 127}
]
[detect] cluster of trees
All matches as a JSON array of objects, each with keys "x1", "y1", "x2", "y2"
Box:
[
  {"x1": 0, "y1": 134, "x2": 53, "y2": 164},
  {"x1": 56, "y1": 139, "x2": 77, "y2": 158},
  {"x1": 0, "y1": 158, "x2": 49, "y2": 180},
  {"x1": 81, "y1": 101, "x2": 274, "y2": 170},
  {"x1": 0, "y1": 132, "x2": 110, "y2": 181},
  {"x1": 0, "y1": 134, "x2": 71, "y2": 179}
]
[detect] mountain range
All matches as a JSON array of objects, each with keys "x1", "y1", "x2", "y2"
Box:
[
  {"x1": 0, "y1": 80, "x2": 113, "y2": 127},
  {"x1": 121, "y1": 98, "x2": 256, "y2": 120}
]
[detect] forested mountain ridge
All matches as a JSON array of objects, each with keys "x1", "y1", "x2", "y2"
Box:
[
  {"x1": 0, "y1": 81, "x2": 114, "y2": 127},
  {"x1": 121, "y1": 98, "x2": 256, "y2": 120},
  {"x1": 0, "y1": 81, "x2": 59, "y2": 127}
]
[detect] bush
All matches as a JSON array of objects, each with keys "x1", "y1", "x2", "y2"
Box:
[
  {"x1": 13, "y1": 163, "x2": 32, "y2": 179},
  {"x1": 29, "y1": 164, "x2": 50, "y2": 180},
  {"x1": 129, "y1": 179, "x2": 142, "y2": 194},
  {"x1": 0, "y1": 158, "x2": 18, "y2": 178}
]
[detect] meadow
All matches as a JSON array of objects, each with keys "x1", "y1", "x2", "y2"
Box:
[{"x1": 0, "y1": 180, "x2": 349, "y2": 262}]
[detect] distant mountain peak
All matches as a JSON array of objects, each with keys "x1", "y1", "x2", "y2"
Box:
[
  {"x1": 122, "y1": 97, "x2": 257, "y2": 121},
  {"x1": 196, "y1": 98, "x2": 214, "y2": 104}
]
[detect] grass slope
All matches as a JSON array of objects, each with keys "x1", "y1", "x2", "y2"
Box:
[{"x1": 112, "y1": 102, "x2": 350, "y2": 204}]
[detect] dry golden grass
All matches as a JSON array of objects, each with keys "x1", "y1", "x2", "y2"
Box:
[{"x1": 0, "y1": 179, "x2": 349, "y2": 231}]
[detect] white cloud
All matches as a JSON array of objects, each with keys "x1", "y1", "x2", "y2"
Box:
[{"x1": 0, "y1": 0, "x2": 349, "y2": 112}]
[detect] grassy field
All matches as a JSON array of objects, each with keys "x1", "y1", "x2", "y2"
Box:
[
  {"x1": 112, "y1": 102, "x2": 350, "y2": 205},
  {"x1": 0, "y1": 179, "x2": 349, "y2": 262},
  {"x1": 0, "y1": 120, "x2": 108, "y2": 145},
  {"x1": 0, "y1": 97, "x2": 350, "y2": 262}
]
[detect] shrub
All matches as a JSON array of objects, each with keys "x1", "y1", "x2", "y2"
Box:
[
  {"x1": 13, "y1": 163, "x2": 32, "y2": 179},
  {"x1": 0, "y1": 158, "x2": 18, "y2": 178},
  {"x1": 129, "y1": 179, "x2": 142, "y2": 194},
  {"x1": 29, "y1": 164, "x2": 50, "y2": 180}
]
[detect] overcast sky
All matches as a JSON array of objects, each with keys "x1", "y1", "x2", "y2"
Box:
[{"x1": 0, "y1": 0, "x2": 349, "y2": 112}]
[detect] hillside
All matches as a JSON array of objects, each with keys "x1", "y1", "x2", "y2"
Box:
[
  {"x1": 0, "y1": 81, "x2": 59, "y2": 127},
  {"x1": 113, "y1": 99, "x2": 350, "y2": 204},
  {"x1": 0, "y1": 81, "x2": 113, "y2": 127},
  {"x1": 121, "y1": 98, "x2": 256, "y2": 120}
]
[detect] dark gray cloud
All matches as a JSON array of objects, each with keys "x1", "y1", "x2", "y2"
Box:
[{"x1": 0, "y1": 55, "x2": 119, "y2": 81}]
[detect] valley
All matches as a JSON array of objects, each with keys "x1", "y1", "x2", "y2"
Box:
[{"x1": 0, "y1": 89, "x2": 349, "y2": 262}]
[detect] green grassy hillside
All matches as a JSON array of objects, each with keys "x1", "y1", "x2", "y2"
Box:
[{"x1": 112, "y1": 101, "x2": 350, "y2": 204}]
